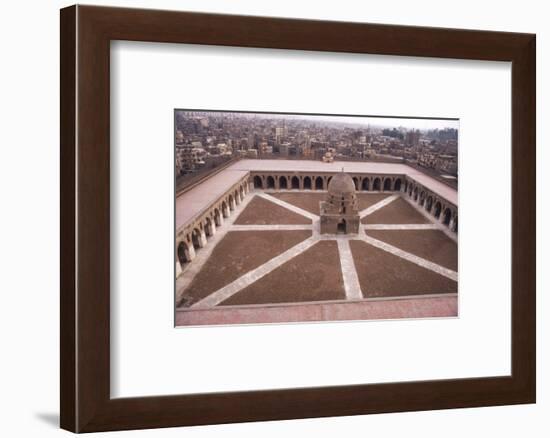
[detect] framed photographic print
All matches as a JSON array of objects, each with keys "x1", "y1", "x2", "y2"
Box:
[
  {"x1": 60, "y1": 5, "x2": 535, "y2": 433},
  {"x1": 174, "y1": 109, "x2": 459, "y2": 326}
]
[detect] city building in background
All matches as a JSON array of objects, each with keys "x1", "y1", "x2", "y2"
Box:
[{"x1": 175, "y1": 110, "x2": 459, "y2": 191}]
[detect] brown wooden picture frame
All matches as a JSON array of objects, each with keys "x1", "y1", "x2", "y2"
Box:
[{"x1": 60, "y1": 5, "x2": 536, "y2": 433}]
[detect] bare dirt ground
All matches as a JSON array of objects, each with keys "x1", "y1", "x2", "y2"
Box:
[
  {"x1": 177, "y1": 192, "x2": 457, "y2": 312},
  {"x1": 349, "y1": 240, "x2": 457, "y2": 298},
  {"x1": 234, "y1": 195, "x2": 312, "y2": 225},
  {"x1": 362, "y1": 197, "x2": 430, "y2": 224},
  {"x1": 269, "y1": 192, "x2": 389, "y2": 215},
  {"x1": 179, "y1": 230, "x2": 312, "y2": 306},
  {"x1": 367, "y1": 229, "x2": 458, "y2": 271},
  {"x1": 269, "y1": 192, "x2": 325, "y2": 215},
  {"x1": 220, "y1": 240, "x2": 345, "y2": 306},
  {"x1": 356, "y1": 193, "x2": 392, "y2": 210}
]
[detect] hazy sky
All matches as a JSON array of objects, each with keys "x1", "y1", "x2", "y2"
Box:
[
  {"x1": 265, "y1": 113, "x2": 459, "y2": 130},
  {"x1": 180, "y1": 110, "x2": 459, "y2": 130}
]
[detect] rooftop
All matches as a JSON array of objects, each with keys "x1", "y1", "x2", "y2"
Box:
[
  {"x1": 231, "y1": 159, "x2": 457, "y2": 205},
  {"x1": 176, "y1": 169, "x2": 248, "y2": 230},
  {"x1": 176, "y1": 159, "x2": 457, "y2": 231}
]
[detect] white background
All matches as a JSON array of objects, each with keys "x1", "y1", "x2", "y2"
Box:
[
  {"x1": 111, "y1": 42, "x2": 511, "y2": 397},
  {"x1": 0, "y1": 0, "x2": 547, "y2": 437}
]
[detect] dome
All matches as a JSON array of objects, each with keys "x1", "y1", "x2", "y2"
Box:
[{"x1": 328, "y1": 172, "x2": 355, "y2": 195}]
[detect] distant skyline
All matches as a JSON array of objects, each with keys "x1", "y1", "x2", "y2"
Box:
[
  {"x1": 286, "y1": 114, "x2": 459, "y2": 131},
  {"x1": 176, "y1": 110, "x2": 459, "y2": 131}
]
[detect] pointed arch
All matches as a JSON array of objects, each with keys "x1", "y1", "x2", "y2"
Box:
[
  {"x1": 214, "y1": 208, "x2": 222, "y2": 226},
  {"x1": 434, "y1": 201, "x2": 442, "y2": 219},
  {"x1": 425, "y1": 196, "x2": 433, "y2": 212},
  {"x1": 191, "y1": 228, "x2": 202, "y2": 250},
  {"x1": 315, "y1": 176, "x2": 324, "y2": 190},
  {"x1": 204, "y1": 217, "x2": 214, "y2": 237},
  {"x1": 443, "y1": 208, "x2": 452, "y2": 226},
  {"x1": 177, "y1": 241, "x2": 191, "y2": 265},
  {"x1": 253, "y1": 175, "x2": 263, "y2": 189},
  {"x1": 394, "y1": 178, "x2": 402, "y2": 191}
]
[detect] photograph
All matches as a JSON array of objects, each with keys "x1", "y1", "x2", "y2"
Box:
[{"x1": 175, "y1": 110, "x2": 459, "y2": 326}]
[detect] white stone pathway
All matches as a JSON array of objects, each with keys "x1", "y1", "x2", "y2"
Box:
[
  {"x1": 231, "y1": 224, "x2": 313, "y2": 231},
  {"x1": 180, "y1": 191, "x2": 458, "y2": 309},
  {"x1": 192, "y1": 236, "x2": 318, "y2": 308},
  {"x1": 363, "y1": 224, "x2": 439, "y2": 230},
  {"x1": 337, "y1": 239, "x2": 363, "y2": 300},
  {"x1": 359, "y1": 194, "x2": 399, "y2": 218},
  {"x1": 360, "y1": 234, "x2": 458, "y2": 282},
  {"x1": 257, "y1": 192, "x2": 320, "y2": 221}
]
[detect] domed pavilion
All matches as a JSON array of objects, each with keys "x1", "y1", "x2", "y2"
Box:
[{"x1": 320, "y1": 170, "x2": 360, "y2": 234}]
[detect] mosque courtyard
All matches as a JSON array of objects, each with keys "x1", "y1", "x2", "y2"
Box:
[{"x1": 175, "y1": 181, "x2": 458, "y2": 326}]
